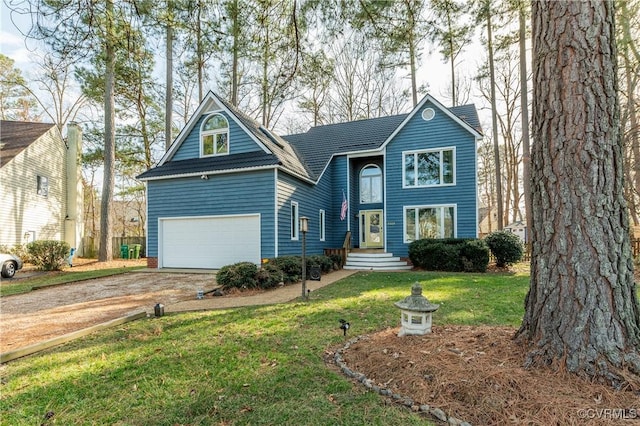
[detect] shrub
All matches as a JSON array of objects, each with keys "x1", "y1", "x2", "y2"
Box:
[
  {"x1": 26, "y1": 240, "x2": 70, "y2": 271},
  {"x1": 256, "y1": 262, "x2": 283, "y2": 289},
  {"x1": 269, "y1": 256, "x2": 302, "y2": 284},
  {"x1": 306, "y1": 255, "x2": 333, "y2": 274},
  {"x1": 485, "y1": 231, "x2": 524, "y2": 267},
  {"x1": 328, "y1": 253, "x2": 344, "y2": 270},
  {"x1": 408, "y1": 238, "x2": 489, "y2": 272},
  {"x1": 217, "y1": 262, "x2": 258, "y2": 290},
  {"x1": 460, "y1": 239, "x2": 490, "y2": 272}
]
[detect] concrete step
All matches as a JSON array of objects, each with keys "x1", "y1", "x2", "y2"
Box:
[{"x1": 344, "y1": 264, "x2": 413, "y2": 271}]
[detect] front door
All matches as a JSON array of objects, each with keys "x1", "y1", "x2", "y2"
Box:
[{"x1": 359, "y1": 210, "x2": 383, "y2": 248}]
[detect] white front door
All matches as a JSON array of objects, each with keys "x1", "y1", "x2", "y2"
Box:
[{"x1": 359, "y1": 210, "x2": 383, "y2": 248}]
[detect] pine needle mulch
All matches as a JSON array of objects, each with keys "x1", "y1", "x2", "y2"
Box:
[{"x1": 341, "y1": 326, "x2": 640, "y2": 425}]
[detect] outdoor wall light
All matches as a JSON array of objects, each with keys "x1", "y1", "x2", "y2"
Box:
[{"x1": 200, "y1": 174, "x2": 208, "y2": 180}]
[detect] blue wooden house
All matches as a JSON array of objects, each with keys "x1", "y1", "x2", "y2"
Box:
[{"x1": 137, "y1": 91, "x2": 482, "y2": 270}]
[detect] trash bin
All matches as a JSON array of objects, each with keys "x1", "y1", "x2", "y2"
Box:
[
  {"x1": 132, "y1": 244, "x2": 141, "y2": 259},
  {"x1": 120, "y1": 245, "x2": 129, "y2": 259}
]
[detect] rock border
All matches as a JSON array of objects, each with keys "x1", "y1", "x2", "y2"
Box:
[{"x1": 334, "y1": 334, "x2": 472, "y2": 426}]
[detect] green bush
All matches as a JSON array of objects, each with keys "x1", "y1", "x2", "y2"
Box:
[
  {"x1": 485, "y1": 231, "x2": 524, "y2": 267},
  {"x1": 269, "y1": 256, "x2": 302, "y2": 284},
  {"x1": 217, "y1": 262, "x2": 258, "y2": 290},
  {"x1": 327, "y1": 253, "x2": 344, "y2": 269},
  {"x1": 307, "y1": 255, "x2": 333, "y2": 274},
  {"x1": 408, "y1": 238, "x2": 489, "y2": 272},
  {"x1": 26, "y1": 240, "x2": 70, "y2": 271},
  {"x1": 256, "y1": 262, "x2": 284, "y2": 289},
  {"x1": 460, "y1": 239, "x2": 490, "y2": 272}
]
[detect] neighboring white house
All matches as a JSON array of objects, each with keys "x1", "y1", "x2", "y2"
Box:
[
  {"x1": 0, "y1": 121, "x2": 83, "y2": 251},
  {"x1": 504, "y1": 220, "x2": 528, "y2": 243}
]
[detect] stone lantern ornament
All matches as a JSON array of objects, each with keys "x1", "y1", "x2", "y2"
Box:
[{"x1": 394, "y1": 282, "x2": 439, "y2": 336}]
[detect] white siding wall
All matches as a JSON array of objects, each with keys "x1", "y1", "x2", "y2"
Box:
[{"x1": 0, "y1": 127, "x2": 67, "y2": 247}]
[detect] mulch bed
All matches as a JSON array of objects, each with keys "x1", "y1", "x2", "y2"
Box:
[{"x1": 340, "y1": 325, "x2": 640, "y2": 425}]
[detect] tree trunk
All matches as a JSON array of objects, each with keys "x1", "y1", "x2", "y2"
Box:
[
  {"x1": 516, "y1": 0, "x2": 640, "y2": 387},
  {"x1": 230, "y1": 0, "x2": 239, "y2": 106},
  {"x1": 98, "y1": 0, "x2": 116, "y2": 262},
  {"x1": 487, "y1": 9, "x2": 503, "y2": 230},
  {"x1": 519, "y1": 0, "x2": 532, "y2": 241},
  {"x1": 165, "y1": 1, "x2": 173, "y2": 150}
]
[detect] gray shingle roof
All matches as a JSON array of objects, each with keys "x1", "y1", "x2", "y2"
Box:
[
  {"x1": 283, "y1": 103, "x2": 481, "y2": 178},
  {"x1": 0, "y1": 120, "x2": 57, "y2": 167},
  {"x1": 215, "y1": 96, "x2": 312, "y2": 179},
  {"x1": 283, "y1": 114, "x2": 409, "y2": 178},
  {"x1": 137, "y1": 151, "x2": 280, "y2": 180},
  {"x1": 138, "y1": 94, "x2": 481, "y2": 182}
]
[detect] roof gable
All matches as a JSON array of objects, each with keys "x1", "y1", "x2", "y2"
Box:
[
  {"x1": 0, "y1": 121, "x2": 58, "y2": 167},
  {"x1": 149, "y1": 91, "x2": 311, "y2": 181}
]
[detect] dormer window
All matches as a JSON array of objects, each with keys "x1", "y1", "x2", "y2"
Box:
[{"x1": 201, "y1": 113, "x2": 229, "y2": 157}]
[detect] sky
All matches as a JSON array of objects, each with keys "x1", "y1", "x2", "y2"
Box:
[{"x1": 0, "y1": 2, "x2": 489, "y2": 132}]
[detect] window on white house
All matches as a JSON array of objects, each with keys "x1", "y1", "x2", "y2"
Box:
[
  {"x1": 291, "y1": 201, "x2": 299, "y2": 240},
  {"x1": 404, "y1": 205, "x2": 455, "y2": 242},
  {"x1": 360, "y1": 165, "x2": 382, "y2": 203},
  {"x1": 37, "y1": 175, "x2": 49, "y2": 197},
  {"x1": 319, "y1": 209, "x2": 325, "y2": 241},
  {"x1": 201, "y1": 113, "x2": 229, "y2": 157},
  {"x1": 403, "y1": 148, "x2": 455, "y2": 187}
]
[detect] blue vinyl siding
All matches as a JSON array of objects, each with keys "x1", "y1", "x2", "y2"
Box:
[
  {"x1": 277, "y1": 171, "x2": 334, "y2": 256},
  {"x1": 385, "y1": 101, "x2": 478, "y2": 257},
  {"x1": 147, "y1": 169, "x2": 276, "y2": 258},
  {"x1": 172, "y1": 111, "x2": 264, "y2": 161}
]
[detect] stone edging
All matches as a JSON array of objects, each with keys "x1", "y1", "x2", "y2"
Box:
[{"x1": 334, "y1": 334, "x2": 472, "y2": 426}]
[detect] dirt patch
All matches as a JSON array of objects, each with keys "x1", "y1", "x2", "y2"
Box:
[
  {"x1": 0, "y1": 261, "x2": 217, "y2": 353},
  {"x1": 340, "y1": 326, "x2": 640, "y2": 425}
]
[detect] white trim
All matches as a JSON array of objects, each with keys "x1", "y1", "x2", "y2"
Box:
[
  {"x1": 359, "y1": 163, "x2": 383, "y2": 204},
  {"x1": 274, "y1": 169, "x2": 279, "y2": 258},
  {"x1": 199, "y1": 112, "x2": 230, "y2": 158},
  {"x1": 402, "y1": 146, "x2": 456, "y2": 188},
  {"x1": 319, "y1": 209, "x2": 325, "y2": 241},
  {"x1": 403, "y1": 204, "x2": 457, "y2": 243},
  {"x1": 383, "y1": 146, "x2": 388, "y2": 251},
  {"x1": 291, "y1": 201, "x2": 299, "y2": 241},
  {"x1": 138, "y1": 164, "x2": 278, "y2": 181}
]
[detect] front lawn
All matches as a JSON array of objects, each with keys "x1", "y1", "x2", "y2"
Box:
[{"x1": 0, "y1": 269, "x2": 530, "y2": 425}]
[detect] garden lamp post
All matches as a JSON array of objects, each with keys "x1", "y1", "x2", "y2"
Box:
[{"x1": 300, "y1": 216, "x2": 309, "y2": 300}]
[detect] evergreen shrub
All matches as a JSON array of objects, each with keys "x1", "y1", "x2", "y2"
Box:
[
  {"x1": 485, "y1": 231, "x2": 524, "y2": 267},
  {"x1": 26, "y1": 240, "x2": 70, "y2": 271}
]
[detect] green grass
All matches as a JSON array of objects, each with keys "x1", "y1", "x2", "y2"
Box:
[
  {"x1": 0, "y1": 267, "x2": 146, "y2": 297},
  {"x1": 0, "y1": 269, "x2": 530, "y2": 425}
]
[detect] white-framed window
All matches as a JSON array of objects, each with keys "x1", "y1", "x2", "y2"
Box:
[
  {"x1": 422, "y1": 107, "x2": 435, "y2": 121},
  {"x1": 319, "y1": 209, "x2": 325, "y2": 241},
  {"x1": 403, "y1": 147, "x2": 455, "y2": 188},
  {"x1": 37, "y1": 175, "x2": 49, "y2": 197},
  {"x1": 360, "y1": 164, "x2": 382, "y2": 204},
  {"x1": 404, "y1": 205, "x2": 456, "y2": 242},
  {"x1": 291, "y1": 201, "x2": 299, "y2": 240},
  {"x1": 200, "y1": 113, "x2": 229, "y2": 157}
]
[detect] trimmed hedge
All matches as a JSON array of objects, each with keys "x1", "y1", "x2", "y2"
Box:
[{"x1": 408, "y1": 238, "x2": 489, "y2": 272}]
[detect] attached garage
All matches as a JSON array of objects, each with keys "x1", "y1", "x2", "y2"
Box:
[{"x1": 159, "y1": 214, "x2": 261, "y2": 269}]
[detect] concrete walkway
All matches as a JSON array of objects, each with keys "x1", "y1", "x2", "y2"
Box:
[{"x1": 165, "y1": 268, "x2": 358, "y2": 313}]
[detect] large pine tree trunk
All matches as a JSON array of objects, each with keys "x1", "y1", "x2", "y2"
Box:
[
  {"x1": 516, "y1": 0, "x2": 640, "y2": 388},
  {"x1": 98, "y1": 0, "x2": 116, "y2": 262}
]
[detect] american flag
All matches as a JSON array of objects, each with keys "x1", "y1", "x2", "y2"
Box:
[{"x1": 340, "y1": 191, "x2": 348, "y2": 221}]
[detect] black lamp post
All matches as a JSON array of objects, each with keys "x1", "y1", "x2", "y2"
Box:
[{"x1": 300, "y1": 216, "x2": 309, "y2": 300}]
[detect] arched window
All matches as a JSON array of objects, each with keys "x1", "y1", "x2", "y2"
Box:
[
  {"x1": 201, "y1": 113, "x2": 229, "y2": 157},
  {"x1": 360, "y1": 165, "x2": 382, "y2": 204}
]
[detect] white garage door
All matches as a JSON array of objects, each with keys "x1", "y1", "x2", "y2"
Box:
[{"x1": 160, "y1": 215, "x2": 261, "y2": 269}]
